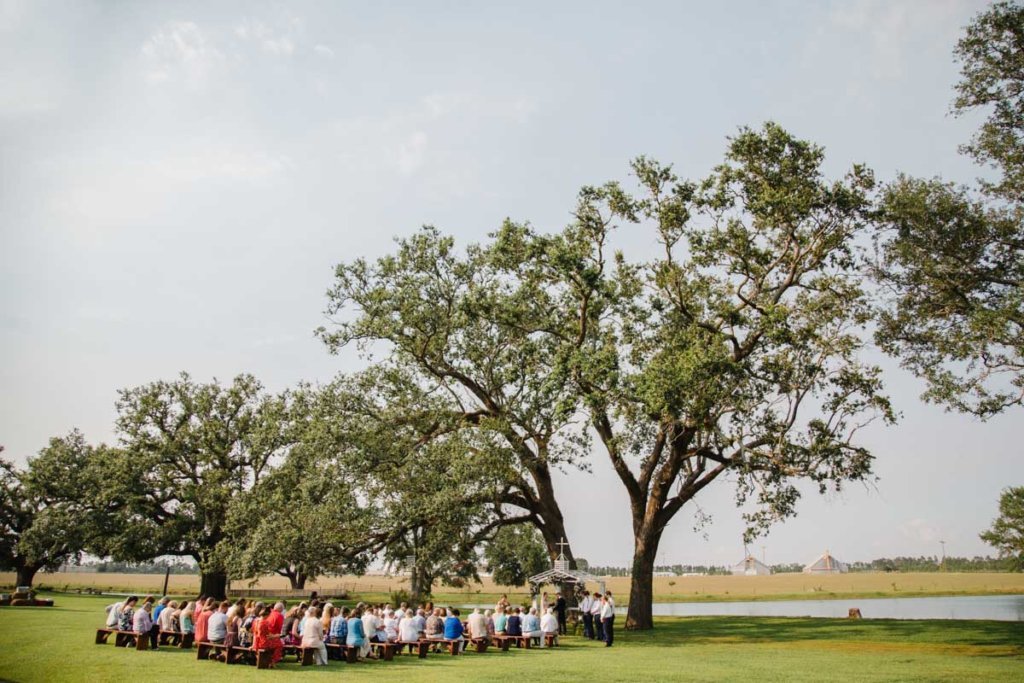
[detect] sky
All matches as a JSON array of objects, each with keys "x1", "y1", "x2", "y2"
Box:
[{"x1": 1, "y1": 0, "x2": 1020, "y2": 569}]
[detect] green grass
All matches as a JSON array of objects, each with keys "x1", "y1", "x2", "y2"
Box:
[{"x1": 1, "y1": 594, "x2": 1022, "y2": 682}]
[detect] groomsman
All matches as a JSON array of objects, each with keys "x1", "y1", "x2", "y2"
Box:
[
  {"x1": 590, "y1": 592, "x2": 604, "y2": 641},
  {"x1": 579, "y1": 592, "x2": 593, "y2": 639},
  {"x1": 600, "y1": 591, "x2": 615, "y2": 647}
]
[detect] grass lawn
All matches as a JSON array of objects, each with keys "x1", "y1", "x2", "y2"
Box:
[{"x1": 0, "y1": 594, "x2": 1022, "y2": 682}]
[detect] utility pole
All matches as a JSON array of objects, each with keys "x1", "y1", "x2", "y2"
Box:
[{"x1": 939, "y1": 540, "x2": 946, "y2": 571}]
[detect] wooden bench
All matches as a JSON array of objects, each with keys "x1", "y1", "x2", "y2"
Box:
[
  {"x1": 369, "y1": 641, "x2": 401, "y2": 661},
  {"x1": 220, "y1": 645, "x2": 273, "y2": 668},
  {"x1": 105, "y1": 630, "x2": 151, "y2": 650},
  {"x1": 325, "y1": 642, "x2": 359, "y2": 663},
  {"x1": 490, "y1": 634, "x2": 514, "y2": 652},
  {"x1": 466, "y1": 637, "x2": 489, "y2": 653},
  {"x1": 158, "y1": 630, "x2": 194, "y2": 648},
  {"x1": 397, "y1": 640, "x2": 429, "y2": 658},
  {"x1": 544, "y1": 632, "x2": 559, "y2": 647},
  {"x1": 196, "y1": 641, "x2": 229, "y2": 661},
  {"x1": 507, "y1": 634, "x2": 532, "y2": 649}
]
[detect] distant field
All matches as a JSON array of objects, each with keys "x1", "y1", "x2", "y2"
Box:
[
  {"x1": 1, "y1": 593, "x2": 1022, "y2": 682},
  {"x1": 5, "y1": 571, "x2": 1024, "y2": 603}
]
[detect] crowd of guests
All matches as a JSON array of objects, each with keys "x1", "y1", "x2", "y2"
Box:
[{"x1": 103, "y1": 587, "x2": 614, "y2": 668}]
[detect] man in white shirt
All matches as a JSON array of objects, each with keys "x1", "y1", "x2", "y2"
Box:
[
  {"x1": 579, "y1": 593, "x2": 593, "y2": 639},
  {"x1": 467, "y1": 608, "x2": 488, "y2": 640},
  {"x1": 540, "y1": 607, "x2": 559, "y2": 647},
  {"x1": 600, "y1": 591, "x2": 615, "y2": 647},
  {"x1": 105, "y1": 600, "x2": 124, "y2": 628},
  {"x1": 589, "y1": 592, "x2": 603, "y2": 641}
]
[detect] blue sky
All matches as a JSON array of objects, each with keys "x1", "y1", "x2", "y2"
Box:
[{"x1": 1, "y1": 0, "x2": 1019, "y2": 567}]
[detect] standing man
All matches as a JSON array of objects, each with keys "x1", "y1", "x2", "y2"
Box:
[
  {"x1": 590, "y1": 592, "x2": 603, "y2": 641},
  {"x1": 555, "y1": 591, "x2": 567, "y2": 635},
  {"x1": 600, "y1": 591, "x2": 615, "y2": 647},
  {"x1": 579, "y1": 591, "x2": 593, "y2": 639}
]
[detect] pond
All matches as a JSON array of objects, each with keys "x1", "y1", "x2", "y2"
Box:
[
  {"x1": 461, "y1": 594, "x2": 1024, "y2": 621},
  {"x1": 634, "y1": 594, "x2": 1024, "y2": 621}
]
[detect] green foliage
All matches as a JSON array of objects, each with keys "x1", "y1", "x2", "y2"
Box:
[
  {"x1": 981, "y1": 486, "x2": 1024, "y2": 570},
  {"x1": 872, "y1": 2, "x2": 1024, "y2": 416},
  {"x1": 0, "y1": 435, "x2": 102, "y2": 585},
  {"x1": 954, "y1": 1, "x2": 1024, "y2": 203},
  {"x1": 95, "y1": 373, "x2": 292, "y2": 581},
  {"x1": 484, "y1": 524, "x2": 549, "y2": 587}
]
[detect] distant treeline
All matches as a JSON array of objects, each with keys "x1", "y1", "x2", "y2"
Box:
[
  {"x1": 847, "y1": 556, "x2": 1012, "y2": 573},
  {"x1": 588, "y1": 556, "x2": 1012, "y2": 576},
  {"x1": 61, "y1": 559, "x2": 199, "y2": 575}
]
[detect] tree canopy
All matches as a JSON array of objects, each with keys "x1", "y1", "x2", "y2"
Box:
[
  {"x1": 872, "y1": 0, "x2": 1024, "y2": 416},
  {"x1": 981, "y1": 486, "x2": 1024, "y2": 571}
]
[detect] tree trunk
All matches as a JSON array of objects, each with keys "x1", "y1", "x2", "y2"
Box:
[
  {"x1": 409, "y1": 566, "x2": 433, "y2": 603},
  {"x1": 15, "y1": 564, "x2": 40, "y2": 588},
  {"x1": 295, "y1": 573, "x2": 307, "y2": 590},
  {"x1": 200, "y1": 570, "x2": 228, "y2": 600},
  {"x1": 626, "y1": 533, "x2": 658, "y2": 630}
]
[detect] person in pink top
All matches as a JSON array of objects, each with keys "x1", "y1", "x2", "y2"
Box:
[{"x1": 194, "y1": 598, "x2": 214, "y2": 643}]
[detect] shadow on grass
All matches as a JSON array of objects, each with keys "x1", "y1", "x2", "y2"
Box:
[{"x1": 617, "y1": 617, "x2": 1024, "y2": 655}]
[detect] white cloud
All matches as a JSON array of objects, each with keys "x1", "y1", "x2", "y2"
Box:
[
  {"x1": 313, "y1": 44, "x2": 335, "y2": 59},
  {"x1": 235, "y1": 17, "x2": 301, "y2": 57},
  {"x1": 396, "y1": 131, "x2": 428, "y2": 175},
  {"x1": 140, "y1": 21, "x2": 225, "y2": 88},
  {"x1": 899, "y1": 518, "x2": 941, "y2": 545}
]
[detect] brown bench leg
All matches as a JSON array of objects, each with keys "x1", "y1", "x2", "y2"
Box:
[
  {"x1": 500, "y1": 637, "x2": 510, "y2": 652},
  {"x1": 301, "y1": 647, "x2": 314, "y2": 666},
  {"x1": 346, "y1": 646, "x2": 358, "y2": 663},
  {"x1": 180, "y1": 633, "x2": 194, "y2": 649},
  {"x1": 136, "y1": 634, "x2": 149, "y2": 651},
  {"x1": 417, "y1": 641, "x2": 428, "y2": 658},
  {"x1": 257, "y1": 649, "x2": 273, "y2": 669},
  {"x1": 95, "y1": 630, "x2": 111, "y2": 644}
]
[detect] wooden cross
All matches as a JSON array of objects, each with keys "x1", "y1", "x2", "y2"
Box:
[{"x1": 556, "y1": 538, "x2": 569, "y2": 559}]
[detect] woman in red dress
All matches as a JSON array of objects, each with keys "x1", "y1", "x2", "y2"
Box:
[{"x1": 253, "y1": 605, "x2": 283, "y2": 666}]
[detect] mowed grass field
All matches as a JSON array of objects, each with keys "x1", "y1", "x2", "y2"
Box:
[
  {"x1": 0, "y1": 594, "x2": 1022, "y2": 682},
  {"x1": 9, "y1": 571, "x2": 1024, "y2": 604}
]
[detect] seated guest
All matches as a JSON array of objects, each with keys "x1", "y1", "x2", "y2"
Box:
[
  {"x1": 253, "y1": 605, "x2": 283, "y2": 668},
  {"x1": 522, "y1": 607, "x2": 542, "y2": 646},
  {"x1": 384, "y1": 610, "x2": 400, "y2": 642},
  {"x1": 282, "y1": 606, "x2": 301, "y2": 646},
  {"x1": 320, "y1": 603, "x2": 334, "y2": 636},
  {"x1": 346, "y1": 607, "x2": 370, "y2": 659},
  {"x1": 506, "y1": 607, "x2": 522, "y2": 637},
  {"x1": 207, "y1": 601, "x2": 230, "y2": 645},
  {"x1": 179, "y1": 602, "x2": 194, "y2": 634},
  {"x1": 540, "y1": 607, "x2": 559, "y2": 647},
  {"x1": 158, "y1": 600, "x2": 177, "y2": 632},
  {"x1": 492, "y1": 608, "x2": 507, "y2": 635},
  {"x1": 302, "y1": 606, "x2": 328, "y2": 666},
  {"x1": 224, "y1": 602, "x2": 242, "y2": 650},
  {"x1": 117, "y1": 596, "x2": 138, "y2": 632},
  {"x1": 443, "y1": 607, "x2": 465, "y2": 652},
  {"x1": 133, "y1": 600, "x2": 158, "y2": 649},
  {"x1": 399, "y1": 608, "x2": 421, "y2": 642},
  {"x1": 467, "y1": 608, "x2": 488, "y2": 640},
  {"x1": 374, "y1": 608, "x2": 387, "y2": 644},
  {"x1": 329, "y1": 606, "x2": 349, "y2": 645},
  {"x1": 424, "y1": 608, "x2": 445, "y2": 641},
  {"x1": 484, "y1": 609, "x2": 495, "y2": 636},
  {"x1": 363, "y1": 606, "x2": 380, "y2": 644},
  {"x1": 104, "y1": 598, "x2": 124, "y2": 628},
  {"x1": 412, "y1": 608, "x2": 426, "y2": 634},
  {"x1": 194, "y1": 599, "x2": 214, "y2": 644},
  {"x1": 152, "y1": 597, "x2": 170, "y2": 627}
]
